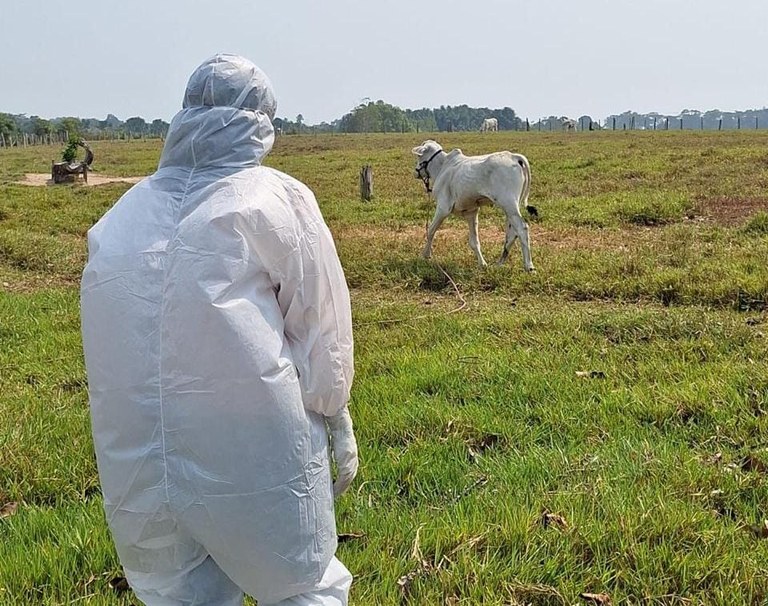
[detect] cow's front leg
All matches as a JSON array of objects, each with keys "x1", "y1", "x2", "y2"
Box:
[{"x1": 422, "y1": 206, "x2": 450, "y2": 259}]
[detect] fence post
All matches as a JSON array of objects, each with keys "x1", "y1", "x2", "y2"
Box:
[
  {"x1": 738, "y1": 116, "x2": 741, "y2": 129},
  {"x1": 359, "y1": 165, "x2": 373, "y2": 202},
  {"x1": 718, "y1": 118, "x2": 723, "y2": 131}
]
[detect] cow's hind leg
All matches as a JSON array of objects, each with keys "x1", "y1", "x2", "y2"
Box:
[
  {"x1": 499, "y1": 211, "x2": 534, "y2": 271},
  {"x1": 466, "y1": 210, "x2": 488, "y2": 267},
  {"x1": 497, "y1": 217, "x2": 518, "y2": 266}
]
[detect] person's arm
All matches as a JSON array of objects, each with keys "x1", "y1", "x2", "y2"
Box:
[
  {"x1": 274, "y1": 186, "x2": 354, "y2": 418},
  {"x1": 269, "y1": 179, "x2": 357, "y2": 496}
]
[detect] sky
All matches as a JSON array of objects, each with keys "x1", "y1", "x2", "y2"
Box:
[{"x1": 2, "y1": 0, "x2": 768, "y2": 125}]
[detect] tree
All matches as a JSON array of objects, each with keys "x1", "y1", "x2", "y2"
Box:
[
  {"x1": 495, "y1": 107, "x2": 521, "y2": 131},
  {"x1": 58, "y1": 117, "x2": 81, "y2": 137},
  {"x1": 338, "y1": 101, "x2": 413, "y2": 133},
  {"x1": 149, "y1": 119, "x2": 169, "y2": 137},
  {"x1": 405, "y1": 108, "x2": 438, "y2": 132},
  {"x1": 0, "y1": 113, "x2": 17, "y2": 139},
  {"x1": 62, "y1": 136, "x2": 83, "y2": 163},
  {"x1": 31, "y1": 116, "x2": 53, "y2": 137},
  {"x1": 125, "y1": 117, "x2": 148, "y2": 137}
]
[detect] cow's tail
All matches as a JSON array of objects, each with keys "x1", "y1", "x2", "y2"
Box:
[{"x1": 516, "y1": 154, "x2": 534, "y2": 215}]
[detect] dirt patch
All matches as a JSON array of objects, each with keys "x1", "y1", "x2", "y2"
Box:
[
  {"x1": 337, "y1": 223, "x2": 655, "y2": 253},
  {"x1": 15, "y1": 173, "x2": 145, "y2": 187},
  {"x1": 1, "y1": 273, "x2": 81, "y2": 294},
  {"x1": 693, "y1": 196, "x2": 768, "y2": 226}
]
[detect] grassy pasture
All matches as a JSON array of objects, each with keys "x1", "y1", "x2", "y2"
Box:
[{"x1": 1, "y1": 130, "x2": 767, "y2": 605}]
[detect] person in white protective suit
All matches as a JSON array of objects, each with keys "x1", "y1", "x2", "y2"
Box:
[{"x1": 80, "y1": 54, "x2": 358, "y2": 606}]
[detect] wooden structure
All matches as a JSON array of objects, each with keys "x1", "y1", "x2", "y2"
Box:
[
  {"x1": 51, "y1": 141, "x2": 94, "y2": 184},
  {"x1": 359, "y1": 165, "x2": 373, "y2": 201}
]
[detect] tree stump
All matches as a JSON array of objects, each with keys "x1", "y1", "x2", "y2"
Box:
[
  {"x1": 51, "y1": 140, "x2": 93, "y2": 184},
  {"x1": 52, "y1": 161, "x2": 89, "y2": 184},
  {"x1": 359, "y1": 165, "x2": 373, "y2": 201}
]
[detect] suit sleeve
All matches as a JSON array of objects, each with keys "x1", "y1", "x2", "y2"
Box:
[{"x1": 272, "y1": 179, "x2": 354, "y2": 417}]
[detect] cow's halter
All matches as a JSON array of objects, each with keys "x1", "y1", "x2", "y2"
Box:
[{"x1": 416, "y1": 149, "x2": 442, "y2": 193}]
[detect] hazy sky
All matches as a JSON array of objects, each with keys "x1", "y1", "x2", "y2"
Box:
[{"x1": 3, "y1": 0, "x2": 767, "y2": 124}]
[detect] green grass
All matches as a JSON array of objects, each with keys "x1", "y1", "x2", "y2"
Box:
[{"x1": 2, "y1": 131, "x2": 768, "y2": 605}]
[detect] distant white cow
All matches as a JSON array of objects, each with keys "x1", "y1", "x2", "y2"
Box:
[
  {"x1": 412, "y1": 140, "x2": 534, "y2": 271},
  {"x1": 480, "y1": 117, "x2": 498, "y2": 132},
  {"x1": 561, "y1": 117, "x2": 577, "y2": 132}
]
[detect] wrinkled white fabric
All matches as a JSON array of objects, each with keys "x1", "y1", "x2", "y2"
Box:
[
  {"x1": 81, "y1": 54, "x2": 354, "y2": 605},
  {"x1": 326, "y1": 408, "x2": 359, "y2": 497},
  {"x1": 182, "y1": 54, "x2": 277, "y2": 120}
]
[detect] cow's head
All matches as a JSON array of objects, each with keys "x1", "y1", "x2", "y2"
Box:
[{"x1": 411, "y1": 140, "x2": 443, "y2": 188}]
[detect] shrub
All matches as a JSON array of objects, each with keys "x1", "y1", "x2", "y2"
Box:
[{"x1": 61, "y1": 136, "x2": 83, "y2": 163}]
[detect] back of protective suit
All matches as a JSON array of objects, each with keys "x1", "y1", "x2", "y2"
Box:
[{"x1": 81, "y1": 55, "x2": 353, "y2": 605}]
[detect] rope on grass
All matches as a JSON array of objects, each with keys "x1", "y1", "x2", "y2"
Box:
[{"x1": 435, "y1": 261, "x2": 467, "y2": 314}]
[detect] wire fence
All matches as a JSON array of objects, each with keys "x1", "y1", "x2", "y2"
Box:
[
  {"x1": 0, "y1": 131, "x2": 165, "y2": 148},
  {"x1": 603, "y1": 115, "x2": 764, "y2": 131},
  {"x1": 523, "y1": 115, "x2": 766, "y2": 132},
  {"x1": 3, "y1": 116, "x2": 765, "y2": 146}
]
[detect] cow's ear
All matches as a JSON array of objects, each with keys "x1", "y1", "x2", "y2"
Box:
[{"x1": 412, "y1": 145, "x2": 425, "y2": 155}]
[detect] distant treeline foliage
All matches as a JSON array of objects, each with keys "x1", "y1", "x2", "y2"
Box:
[
  {"x1": 0, "y1": 113, "x2": 169, "y2": 146},
  {"x1": 4, "y1": 102, "x2": 768, "y2": 147},
  {"x1": 274, "y1": 101, "x2": 523, "y2": 134}
]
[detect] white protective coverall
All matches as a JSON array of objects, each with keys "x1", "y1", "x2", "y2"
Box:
[{"x1": 81, "y1": 54, "x2": 357, "y2": 606}]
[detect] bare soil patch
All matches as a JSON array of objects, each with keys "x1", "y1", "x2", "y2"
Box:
[
  {"x1": 337, "y1": 223, "x2": 656, "y2": 253},
  {"x1": 1, "y1": 272, "x2": 81, "y2": 294},
  {"x1": 693, "y1": 196, "x2": 768, "y2": 226},
  {"x1": 15, "y1": 173, "x2": 144, "y2": 187}
]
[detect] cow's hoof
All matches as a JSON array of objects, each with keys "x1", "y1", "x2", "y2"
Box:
[{"x1": 525, "y1": 265, "x2": 536, "y2": 273}]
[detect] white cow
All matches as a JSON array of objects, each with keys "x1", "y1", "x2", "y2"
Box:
[
  {"x1": 412, "y1": 140, "x2": 534, "y2": 271},
  {"x1": 561, "y1": 117, "x2": 577, "y2": 132},
  {"x1": 480, "y1": 117, "x2": 498, "y2": 132}
]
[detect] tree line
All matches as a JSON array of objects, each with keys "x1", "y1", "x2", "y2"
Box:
[
  {"x1": 274, "y1": 101, "x2": 525, "y2": 134},
  {"x1": 5, "y1": 103, "x2": 768, "y2": 144},
  {"x1": 0, "y1": 113, "x2": 170, "y2": 143}
]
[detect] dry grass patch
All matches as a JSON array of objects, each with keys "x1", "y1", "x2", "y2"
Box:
[
  {"x1": 337, "y1": 222, "x2": 667, "y2": 254},
  {"x1": 694, "y1": 196, "x2": 768, "y2": 226},
  {"x1": 14, "y1": 173, "x2": 144, "y2": 187},
  {"x1": 0, "y1": 271, "x2": 80, "y2": 294}
]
